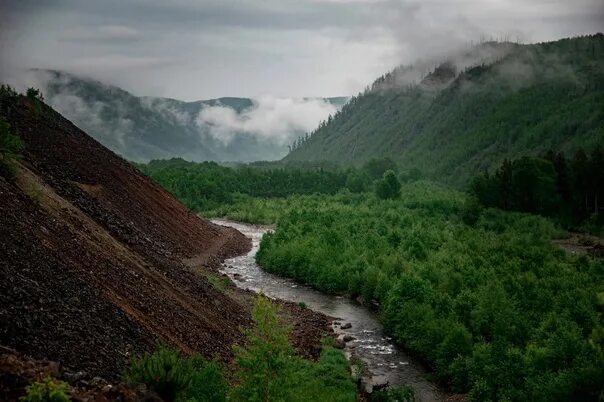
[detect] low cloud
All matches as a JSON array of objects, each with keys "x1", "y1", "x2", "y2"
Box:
[{"x1": 197, "y1": 96, "x2": 339, "y2": 145}]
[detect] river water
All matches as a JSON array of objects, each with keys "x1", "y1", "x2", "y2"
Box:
[{"x1": 213, "y1": 219, "x2": 444, "y2": 401}]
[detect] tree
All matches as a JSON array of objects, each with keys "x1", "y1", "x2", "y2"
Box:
[
  {"x1": 362, "y1": 157, "x2": 398, "y2": 179},
  {"x1": 0, "y1": 116, "x2": 23, "y2": 177},
  {"x1": 230, "y1": 295, "x2": 294, "y2": 402},
  {"x1": 590, "y1": 146, "x2": 604, "y2": 216},
  {"x1": 571, "y1": 150, "x2": 591, "y2": 218},
  {"x1": 345, "y1": 170, "x2": 369, "y2": 193},
  {"x1": 511, "y1": 157, "x2": 558, "y2": 215},
  {"x1": 496, "y1": 158, "x2": 513, "y2": 210},
  {"x1": 375, "y1": 170, "x2": 401, "y2": 199},
  {"x1": 26, "y1": 87, "x2": 44, "y2": 102}
]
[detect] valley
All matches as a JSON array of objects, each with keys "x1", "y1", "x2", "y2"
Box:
[
  {"x1": 26, "y1": 69, "x2": 348, "y2": 163},
  {"x1": 1, "y1": 21, "x2": 603, "y2": 402}
]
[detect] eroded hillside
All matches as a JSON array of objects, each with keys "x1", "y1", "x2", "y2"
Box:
[{"x1": 0, "y1": 92, "x2": 253, "y2": 380}]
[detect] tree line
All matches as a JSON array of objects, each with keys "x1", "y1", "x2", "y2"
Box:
[
  {"x1": 138, "y1": 157, "x2": 412, "y2": 212},
  {"x1": 470, "y1": 147, "x2": 604, "y2": 231}
]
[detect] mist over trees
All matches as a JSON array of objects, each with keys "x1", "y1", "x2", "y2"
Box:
[{"x1": 284, "y1": 34, "x2": 604, "y2": 187}]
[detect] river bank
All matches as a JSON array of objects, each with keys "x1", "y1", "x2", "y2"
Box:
[{"x1": 212, "y1": 219, "x2": 446, "y2": 402}]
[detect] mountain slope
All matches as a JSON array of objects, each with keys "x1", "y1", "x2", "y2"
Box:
[
  {"x1": 285, "y1": 34, "x2": 604, "y2": 186},
  {"x1": 0, "y1": 90, "x2": 252, "y2": 379},
  {"x1": 26, "y1": 69, "x2": 347, "y2": 162}
]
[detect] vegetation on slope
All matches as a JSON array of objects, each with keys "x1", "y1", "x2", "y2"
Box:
[
  {"x1": 285, "y1": 34, "x2": 604, "y2": 187},
  {"x1": 0, "y1": 85, "x2": 24, "y2": 177}
]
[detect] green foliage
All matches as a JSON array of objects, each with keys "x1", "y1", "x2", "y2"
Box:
[
  {"x1": 26, "y1": 87, "x2": 45, "y2": 115},
  {"x1": 230, "y1": 295, "x2": 294, "y2": 401},
  {"x1": 123, "y1": 344, "x2": 227, "y2": 402},
  {"x1": 471, "y1": 150, "x2": 604, "y2": 231},
  {"x1": 0, "y1": 116, "x2": 24, "y2": 177},
  {"x1": 139, "y1": 159, "x2": 352, "y2": 212},
  {"x1": 25, "y1": 182, "x2": 44, "y2": 206},
  {"x1": 285, "y1": 35, "x2": 604, "y2": 187},
  {"x1": 183, "y1": 357, "x2": 227, "y2": 402},
  {"x1": 26, "y1": 87, "x2": 44, "y2": 102},
  {"x1": 20, "y1": 378, "x2": 70, "y2": 402},
  {"x1": 362, "y1": 158, "x2": 398, "y2": 179},
  {"x1": 375, "y1": 170, "x2": 401, "y2": 199},
  {"x1": 230, "y1": 296, "x2": 356, "y2": 402},
  {"x1": 204, "y1": 272, "x2": 234, "y2": 291},
  {"x1": 370, "y1": 386, "x2": 415, "y2": 402},
  {"x1": 253, "y1": 184, "x2": 604, "y2": 401}
]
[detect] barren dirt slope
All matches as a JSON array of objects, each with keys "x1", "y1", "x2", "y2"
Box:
[{"x1": 0, "y1": 94, "x2": 252, "y2": 380}]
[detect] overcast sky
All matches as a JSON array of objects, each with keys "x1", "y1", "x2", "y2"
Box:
[{"x1": 1, "y1": 0, "x2": 602, "y2": 101}]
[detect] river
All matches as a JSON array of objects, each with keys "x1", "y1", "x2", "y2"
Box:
[{"x1": 213, "y1": 219, "x2": 444, "y2": 401}]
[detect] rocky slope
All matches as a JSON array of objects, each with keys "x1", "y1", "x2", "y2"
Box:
[
  {"x1": 0, "y1": 92, "x2": 262, "y2": 388},
  {"x1": 0, "y1": 92, "x2": 259, "y2": 381}
]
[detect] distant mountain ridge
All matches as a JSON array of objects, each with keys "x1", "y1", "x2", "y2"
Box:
[
  {"x1": 26, "y1": 69, "x2": 348, "y2": 162},
  {"x1": 284, "y1": 34, "x2": 604, "y2": 186}
]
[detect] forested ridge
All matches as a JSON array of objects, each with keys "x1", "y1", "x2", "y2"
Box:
[{"x1": 284, "y1": 34, "x2": 604, "y2": 187}]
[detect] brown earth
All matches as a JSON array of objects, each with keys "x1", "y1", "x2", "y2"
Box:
[
  {"x1": 0, "y1": 346, "x2": 160, "y2": 402},
  {"x1": 553, "y1": 232, "x2": 604, "y2": 257},
  {"x1": 0, "y1": 94, "x2": 333, "y2": 398}
]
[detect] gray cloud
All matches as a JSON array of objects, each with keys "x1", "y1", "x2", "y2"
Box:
[
  {"x1": 1, "y1": 0, "x2": 602, "y2": 100},
  {"x1": 197, "y1": 96, "x2": 339, "y2": 145}
]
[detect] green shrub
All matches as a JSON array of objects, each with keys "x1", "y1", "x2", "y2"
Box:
[
  {"x1": 230, "y1": 296, "x2": 356, "y2": 402},
  {"x1": 230, "y1": 295, "x2": 294, "y2": 401},
  {"x1": 26, "y1": 87, "x2": 44, "y2": 102},
  {"x1": 182, "y1": 357, "x2": 227, "y2": 402},
  {"x1": 375, "y1": 170, "x2": 401, "y2": 200},
  {"x1": 0, "y1": 116, "x2": 23, "y2": 177},
  {"x1": 20, "y1": 378, "x2": 70, "y2": 402},
  {"x1": 123, "y1": 345, "x2": 227, "y2": 402},
  {"x1": 370, "y1": 386, "x2": 415, "y2": 402},
  {"x1": 123, "y1": 345, "x2": 192, "y2": 401},
  {"x1": 26, "y1": 182, "x2": 43, "y2": 206}
]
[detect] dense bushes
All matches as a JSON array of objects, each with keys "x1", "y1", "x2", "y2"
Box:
[
  {"x1": 20, "y1": 378, "x2": 71, "y2": 402},
  {"x1": 255, "y1": 184, "x2": 604, "y2": 401},
  {"x1": 375, "y1": 170, "x2": 401, "y2": 199},
  {"x1": 123, "y1": 345, "x2": 226, "y2": 401}
]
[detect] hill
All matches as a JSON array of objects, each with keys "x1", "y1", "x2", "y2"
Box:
[
  {"x1": 284, "y1": 34, "x2": 604, "y2": 187},
  {"x1": 21, "y1": 69, "x2": 348, "y2": 162},
  {"x1": 0, "y1": 89, "x2": 333, "y2": 392}
]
